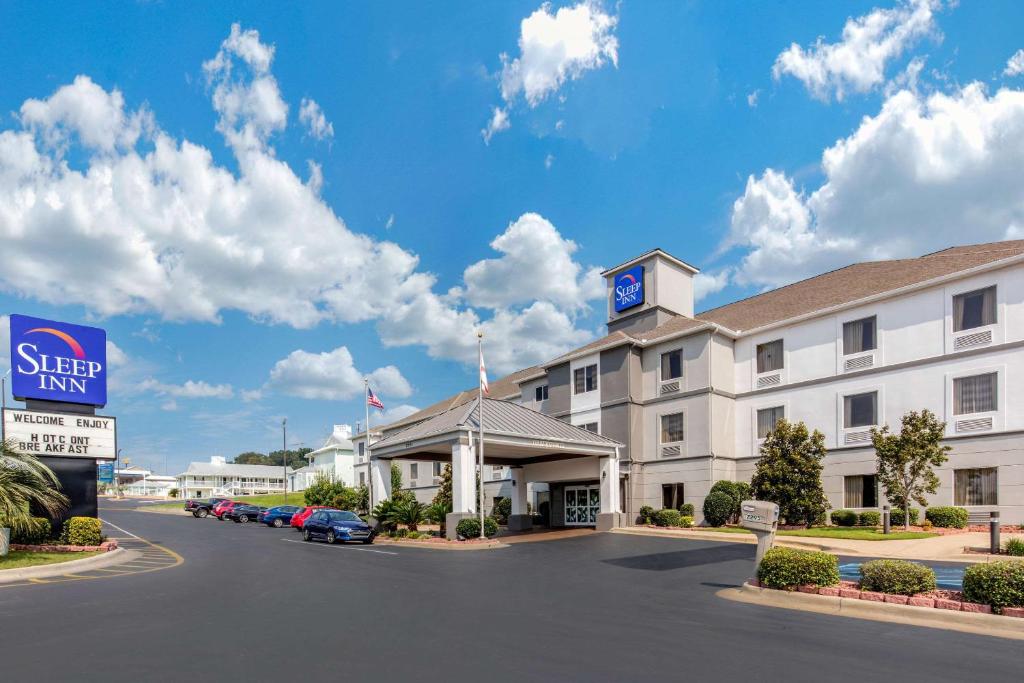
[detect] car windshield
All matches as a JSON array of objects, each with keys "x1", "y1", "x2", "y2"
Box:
[{"x1": 326, "y1": 511, "x2": 361, "y2": 522}]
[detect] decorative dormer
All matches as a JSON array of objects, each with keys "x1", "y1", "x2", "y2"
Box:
[{"x1": 602, "y1": 249, "x2": 699, "y2": 336}]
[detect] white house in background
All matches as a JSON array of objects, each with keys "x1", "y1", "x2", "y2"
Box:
[
  {"x1": 123, "y1": 474, "x2": 177, "y2": 497},
  {"x1": 290, "y1": 425, "x2": 356, "y2": 492},
  {"x1": 176, "y1": 456, "x2": 292, "y2": 499},
  {"x1": 289, "y1": 465, "x2": 318, "y2": 492}
]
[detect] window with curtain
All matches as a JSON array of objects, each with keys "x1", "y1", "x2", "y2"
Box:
[
  {"x1": 953, "y1": 286, "x2": 996, "y2": 332},
  {"x1": 955, "y1": 468, "x2": 998, "y2": 505},
  {"x1": 573, "y1": 364, "x2": 598, "y2": 394},
  {"x1": 661, "y1": 349, "x2": 683, "y2": 380},
  {"x1": 843, "y1": 316, "x2": 877, "y2": 354},
  {"x1": 756, "y1": 406, "x2": 785, "y2": 439},
  {"x1": 662, "y1": 483, "x2": 685, "y2": 510},
  {"x1": 843, "y1": 475, "x2": 877, "y2": 508},
  {"x1": 756, "y1": 339, "x2": 784, "y2": 373},
  {"x1": 580, "y1": 422, "x2": 599, "y2": 433},
  {"x1": 954, "y1": 373, "x2": 997, "y2": 415},
  {"x1": 409, "y1": 463, "x2": 418, "y2": 480},
  {"x1": 844, "y1": 391, "x2": 877, "y2": 428},
  {"x1": 432, "y1": 461, "x2": 442, "y2": 476},
  {"x1": 660, "y1": 412, "x2": 684, "y2": 443},
  {"x1": 535, "y1": 385, "x2": 549, "y2": 401}
]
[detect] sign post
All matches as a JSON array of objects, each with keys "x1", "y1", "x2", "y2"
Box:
[{"x1": 739, "y1": 500, "x2": 780, "y2": 573}]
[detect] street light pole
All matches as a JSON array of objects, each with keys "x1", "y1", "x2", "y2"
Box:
[
  {"x1": 1, "y1": 368, "x2": 10, "y2": 442},
  {"x1": 282, "y1": 418, "x2": 288, "y2": 504}
]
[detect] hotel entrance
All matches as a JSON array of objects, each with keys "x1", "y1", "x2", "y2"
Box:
[{"x1": 564, "y1": 485, "x2": 600, "y2": 526}]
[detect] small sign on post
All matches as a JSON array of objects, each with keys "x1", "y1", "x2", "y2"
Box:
[
  {"x1": 97, "y1": 462, "x2": 114, "y2": 484},
  {"x1": 739, "y1": 500, "x2": 780, "y2": 572}
]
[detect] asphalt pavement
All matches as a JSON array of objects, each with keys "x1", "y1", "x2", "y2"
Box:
[{"x1": 0, "y1": 500, "x2": 1017, "y2": 682}]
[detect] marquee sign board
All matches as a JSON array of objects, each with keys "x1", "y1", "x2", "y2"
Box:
[
  {"x1": 9, "y1": 314, "x2": 108, "y2": 407},
  {"x1": 3, "y1": 408, "x2": 116, "y2": 459},
  {"x1": 613, "y1": 265, "x2": 645, "y2": 313}
]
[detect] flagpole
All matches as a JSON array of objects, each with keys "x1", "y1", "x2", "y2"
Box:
[
  {"x1": 477, "y1": 331, "x2": 485, "y2": 539},
  {"x1": 365, "y1": 378, "x2": 373, "y2": 515}
]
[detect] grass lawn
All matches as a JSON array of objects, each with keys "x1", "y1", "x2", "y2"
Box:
[
  {"x1": 693, "y1": 526, "x2": 937, "y2": 541},
  {"x1": 0, "y1": 550, "x2": 103, "y2": 570},
  {"x1": 148, "y1": 492, "x2": 305, "y2": 511}
]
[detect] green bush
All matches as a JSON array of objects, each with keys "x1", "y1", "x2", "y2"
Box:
[
  {"x1": 638, "y1": 505, "x2": 655, "y2": 525},
  {"x1": 924, "y1": 506, "x2": 969, "y2": 529},
  {"x1": 9, "y1": 517, "x2": 52, "y2": 545},
  {"x1": 1003, "y1": 538, "x2": 1024, "y2": 557},
  {"x1": 857, "y1": 511, "x2": 881, "y2": 527},
  {"x1": 653, "y1": 509, "x2": 681, "y2": 527},
  {"x1": 890, "y1": 507, "x2": 921, "y2": 526},
  {"x1": 963, "y1": 561, "x2": 1024, "y2": 610},
  {"x1": 859, "y1": 559, "x2": 936, "y2": 595},
  {"x1": 757, "y1": 547, "x2": 840, "y2": 589},
  {"x1": 484, "y1": 516, "x2": 498, "y2": 537},
  {"x1": 679, "y1": 503, "x2": 695, "y2": 518},
  {"x1": 492, "y1": 497, "x2": 511, "y2": 524},
  {"x1": 678, "y1": 515, "x2": 694, "y2": 528},
  {"x1": 702, "y1": 491, "x2": 734, "y2": 527},
  {"x1": 830, "y1": 509, "x2": 857, "y2": 527},
  {"x1": 709, "y1": 480, "x2": 750, "y2": 521},
  {"x1": 455, "y1": 516, "x2": 498, "y2": 539},
  {"x1": 60, "y1": 517, "x2": 103, "y2": 546}
]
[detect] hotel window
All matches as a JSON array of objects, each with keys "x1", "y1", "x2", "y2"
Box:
[
  {"x1": 580, "y1": 422, "x2": 599, "y2": 433},
  {"x1": 492, "y1": 466, "x2": 503, "y2": 480},
  {"x1": 432, "y1": 461, "x2": 443, "y2": 477},
  {"x1": 954, "y1": 373, "x2": 997, "y2": 415},
  {"x1": 358, "y1": 442, "x2": 365, "y2": 457},
  {"x1": 756, "y1": 340, "x2": 784, "y2": 373},
  {"x1": 844, "y1": 475, "x2": 878, "y2": 508},
  {"x1": 359, "y1": 472, "x2": 365, "y2": 487},
  {"x1": 843, "y1": 316, "x2": 877, "y2": 354},
  {"x1": 662, "y1": 483, "x2": 685, "y2": 510},
  {"x1": 756, "y1": 406, "x2": 785, "y2": 439},
  {"x1": 844, "y1": 391, "x2": 878, "y2": 428},
  {"x1": 953, "y1": 286, "x2": 996, "y2": 332},
  {"x1": 573, "y1": 364, "x2": 598, "y2": 394},
  {"x1": 660, "y1": 412, "x2": 684, "y2": 443},
  {"x1": 661, "y1": 349, "x2": 683, "y2": 381},
  {"x1": 955, "y1": 467, "x2": 997, "y2": 506},
  {"x1": 535, "y1": 385, "x2": 549, "y2": 401},
  {"x1": 409, "y1": 463, "x2": 418, "y2": 480}
]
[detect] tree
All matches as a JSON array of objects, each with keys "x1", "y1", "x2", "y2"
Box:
[
  {"x1": 391, "y1": 463, "x2": 403, "y2": 493},
  {"x1": 425, "y1": 500, "x2": 449, "y2": 537},
  {"x1": 0, "y1": 440, "x2": 68, "y2": 535},
  {"x1": 872, "y1": 409, "x2": 950, "y2": 529},
  {"x1": 304, "y1": 473, "x2": 345, "y2": 506},
  {"x1": 750, "y1": 420, "x2": 829, "y2": 527},
  {"x1": 431, "y1": 463, "x2": 453, "y2": 512},
  {"x1": 391, "y1": 499, "x2": 427, "y2": 531}
]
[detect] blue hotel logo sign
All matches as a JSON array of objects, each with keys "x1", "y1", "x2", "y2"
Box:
[
  {"x1": 613, "y1": 265, "x2": 645, "y2": 313},
  {"x1": 9, "y1": 314, "x2": 108, "y2": 407}
]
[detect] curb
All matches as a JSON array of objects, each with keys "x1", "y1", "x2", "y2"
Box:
[
  {"x1": 374, "y1": 538, "x2": 507, "y2": 551},
  {"x1": 0, "y1": 548, "x2": 139, "y2": 584},
  {"x1": 718, "y1": 581, "x2": 1024, "y2": 641}
]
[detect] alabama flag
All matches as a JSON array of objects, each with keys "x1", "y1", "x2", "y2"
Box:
[{"x1": 479, "y1": 350, "x2": 489, "y2": 396}]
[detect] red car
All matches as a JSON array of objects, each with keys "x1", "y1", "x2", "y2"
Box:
[
  {"x1": 290, "y1": 506, "x2": 335, "y2": 531},
  {"x1": 212, "y1": 500, "x2": 245, "y2": 520}
]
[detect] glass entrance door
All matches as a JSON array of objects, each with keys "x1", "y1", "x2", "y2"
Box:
[{"x1": 564, "y1": 485, "x2": 599, "y2": 526}]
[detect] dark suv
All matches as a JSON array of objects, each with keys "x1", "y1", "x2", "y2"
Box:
[
  {"x1": 184, "y1": 498, "x2": 228, "y2": 518},
  {"x1": 225, "y1": 504, "x2": 267, "y2": 524}
]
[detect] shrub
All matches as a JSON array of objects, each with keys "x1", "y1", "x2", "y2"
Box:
[
  {"x1": 653, "y1": 509, "x2": 681, "y2": 527},
  {"x1": 305, "y1": 474, "x2": 346, "y2": 506},
  {"x1": 168, "y1": 488, "x2": 180, "y2": 498},
  {"x1": 638, "y1": 506, "x2": 655, "y2": 525},
  {"x1": 10, "y1": 517, "x2": 52, "y2": 545},
  {"x1": 484, "y1": 516, "x2": 498, "y2": 537},
  {"x1": 678, "y1": 515, "x2": 694, "y2": 528},
  {"x1": 859, "y1": 559, "x2": 936, "y2": 595},
  {"x1": 963, "y1": 561, "x2": 1024, "y2": 610},
  {"x1": 1004, "y1": 538, "x2": 1024, "y2": 557},
  {"x1": 406, "y1": 531, "x2": 421, "y2": 539},
  {"x1": 890, "y1": 507, "x2": 920, "y2": 527},
  {"x1": 455, "y1": 516, "x2": 498, "y2": 539},
  {"x1": 830, "y1": 509, "x2": 857, "y2": 527},
  {"x1": 679, "y1": 503, "x2": 695, "y2": 518},
  {"x1": 924, "y1": 506, "x2": 969, "y2": 529},
  {"x1": 492, "y1": 497, "x2": 512, "y2": 524},
  {"x1": 60, "y1": 517, "x2": 103, "y2": 546},
  {"x1": 757, "y1": 547, "x2": 840, "y2": 589},
  {"x1": 750, "y1": 420, "x2": 829, "y2": 526},
  {"x1": 858, "y1": 511, "x2": 881, "y2": 527},
  {"x1": 921, "y1": 519, "x2": 933, "y2": 531},
  {"x1": 702, "y1": 491, "x2": 734, "y2": 527}
]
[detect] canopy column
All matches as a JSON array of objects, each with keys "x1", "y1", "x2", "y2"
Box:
[
  {"x1": 446, "y1": 440, "x2": 477, "y2": 539},
  {"x1": 596, "y1": 448, "x2": 621, "y2": 531},
  {"x1": 508, "y1": 466, "x2": 532, "y2": 531},
  {"x1": 370, "y1": 457, "x2": 391, "y2": 508}
]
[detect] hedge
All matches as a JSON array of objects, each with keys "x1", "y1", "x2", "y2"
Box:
[
  {"x1": 60, "y1": 517, "x2": 103, "y2": 546},
  {"x1": 702, "y1": 491, "x2": 734, "y2": 527},
  {"x1": 653, "y1": 509, "x2": 681, "y2": 528},
  {"x1": 924, "y1": 506, "x2": 969, "y2": 529},
  {"x1": 857, "y1": 511, "x2": 881, "y2": 527},
  {"x1": 858, "y1": 559, "x2": 936, "y2": 595},
  {"x1": 455, "y1": 516, "x2": 498, "y2": 539},
  {"x1": 678, "y1": 515, "x2": 694, "y2": 528},
  {"x1": 679, "y1": 503, "x2": 695, "y2": 518},
  {"x1": 757, "y1": 547, "x2": 840, "y2": 589},
  {"x1": 962, "y1": 561, "x2": 1024, "y2": 610},
  {"x1": 10, "y1": 517, "x2": 52, "y2": 545},
  {"x1": 638, "y1": 506, "x2": 655, "y2": 525},
  {"x1": 890, "y1": 507, "x2": 921, "y2": 526},
  {"x1": 830, "y1": 509, "x2": 857, "y2": 527}
]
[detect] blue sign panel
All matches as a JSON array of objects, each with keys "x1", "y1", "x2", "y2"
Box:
[
  {"x1": 97, "y1": 462, "x2": 114, "y2": 484},
  {"x1": 613, "y1": 265, "x2": 645, "y2": 313},
  {"x1": 9, "y1": 314, "x2": 108, "y2": 407}
]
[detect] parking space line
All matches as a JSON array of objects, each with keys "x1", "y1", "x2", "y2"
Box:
[{"x1": 280, "y1": 538, "x2": 398, "y2": 555}]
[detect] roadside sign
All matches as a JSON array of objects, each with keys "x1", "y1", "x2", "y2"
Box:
[
  {"x1": 2, "y1": 408, "x2": 116, "y2": 459},
  {"x1": 97, "y1": 462, "x2": 115, "y2": 483}
]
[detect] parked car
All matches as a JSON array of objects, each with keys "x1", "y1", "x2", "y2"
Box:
[
  {"x1": 213, "y1": 500, "x2": 244, "y2": 520},
  {"x1": 259, "y1": 505, "x2": 302, "y2": 528},
  {"x1": 290, "y1": 505, "x2": 335, "y2": 531},
  {"x1": 225, "y1": 504, "x2": 267, "y2": 523},
  {"x1": 184, "y1": 498, "x2": 228, "y2": 518},
  {"x1": 302, "y1": 510, "x2": 374, "y2": 544}
]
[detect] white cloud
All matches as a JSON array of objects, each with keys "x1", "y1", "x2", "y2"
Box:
[
  {"x1": 746, "y1": 90, "x2": 760, "y2": 108},
  {"x1": 1005, "y1": 49, "x2": 1024, "y2": 77},
  {"x1": 485, "y1": 1, "x2": 618, "y2": 140},
  {"x1": 161, "y1": 399, "x2": 178, "y2": 412},
  {"x1": 728, "y1": 83, "x2": 1024, "y2": 289},
  {"x1": 240, "y1": 388, "x2": 263, "y2": 402},
  {"x1": 772, "y1": 0, "x2": 941, "y2": 102},
  {"x1": 139, "y1": 378, "x2": 234, "y2": 399},
  {"x1": 266, "y1": 345, "x2": 412, "y2": 401},
  {"x1": 298, "y1": 97, "x2": 334, "y2": 140},
  {"x1": 106, "y1": 340, "x2": 128, "y2": 368},
  {"x1": 306, "y1": 159, "x2": 323, "y2": 195},
  {"x1": 544, "y1": 153, "x2": 555, "y2": 169},
  {"x1": 693, "y1": 270, "x2": 731, "y2": 302},
  {"x1": 370, "y1": 403, "x2": 420, "y2": 426}
]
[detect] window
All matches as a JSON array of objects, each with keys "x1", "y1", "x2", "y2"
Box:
[
  {"x1": 844, "y1": 475, "x2": 877, "y2": 508},
  {"x1": 535, "y1": 385, "x2": 549, "y2": 401},
  {"x1": 660, "y1": 412, "x2": 684, "y2": 443},
  {"x1": 662, "y1": 483, "x2": 685, "y2": 510},
  {"x1": 492, "y1": 466, "x2": 503, "y2": 480},
  {"x1": 756, "y1": 406, "x2": 785, "y2": 439},
  {"x1": 954, "y1": 373, "x2": 997, "y2": 415},
  {"x1": 432, "y1": 461, "x2": 442, "y2": 477},
  {"x1": 358, "y1": 442, "x2": 365, "y2": 457},
  {"x1": 573, "y1": 364, "x2": 598, "y2": 394},
  {"x1": 359, "y1": 472, "x2": 365, "y2": 487},
  {"x1": 955, "y1": 468, "x2": 997, "y2": 506},
  {"x1": 661, "y1": 349, "x2": 682, "y2": 381},
  {"x1": 843, "y1": 316, "x2": 877, "y2": 354},
  {"x1": 580, "y1": 422, "x2": 599, "y2": 433},
  {"x1": 409, "y1": 463, "x2": 418, "y2": 480},
  {"x1": 756, "y1": 339, "x2": 784, "y2": 373},
  {"x1": 953, "y1": 286, "x2": 996, "y2": 332},
  {"x1": 844, "y1": 391, "x2": 877, "y2": 428}
]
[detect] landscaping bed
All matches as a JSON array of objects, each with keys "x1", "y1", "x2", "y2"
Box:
[
  {"x1": 11, "y1": 540, "x2": 118, "y2": 553},
  {"x1": 635, "y1": 523, "x2": 936, "y2": 541},
  {"x1": 0, "y1": 550, "x2": 104, "y2": 570}
]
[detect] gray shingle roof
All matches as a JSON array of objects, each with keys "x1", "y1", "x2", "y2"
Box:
[{"x1": 179, "y1": 462, "x2": 294, "y2": 478}]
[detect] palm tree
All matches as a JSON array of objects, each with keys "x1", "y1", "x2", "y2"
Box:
[
  {"x1": 425, "y1": 500, "x2": 450, "y2": 537},
  {"x1": 390, "y1": 499, "x2": 427, "y2": 532},
  {"x1": 0, "y1": 440, "x2": 68, "y2": 535}
]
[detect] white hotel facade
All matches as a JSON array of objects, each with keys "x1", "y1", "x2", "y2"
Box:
[{"x1": 355, "y1": 240, "x2": 1024, "y2": 527}]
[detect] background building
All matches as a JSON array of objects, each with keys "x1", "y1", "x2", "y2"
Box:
[{"x1": 177, "y1": 456, "x2": 291, "y2": 499}]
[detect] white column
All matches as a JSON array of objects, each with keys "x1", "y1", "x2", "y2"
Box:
[
  {"x1": 599, "y1": 451, "x2": 620, "y2": 514},
  {"x1": 510, "y1": 466, "x2": 528, "y2": 516},
  {"x1": 370, "y1": 458, "x2": 391, "y2": 508},
  {"x1": 451, "y1": 441, "x2": 476, "y2": 514}
]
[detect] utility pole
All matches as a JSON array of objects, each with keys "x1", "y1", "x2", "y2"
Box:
[
  {"x1": 477, "y1": 332, "x2": 485, "y2": 539},
  {"x1": 282, "y1": 418, "x2": 287, "y2": 504},
  {"x1": 1, "y1": 368, "x2": 10, "y2": 442}
]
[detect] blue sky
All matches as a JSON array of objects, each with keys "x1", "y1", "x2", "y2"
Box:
[{"x1": 1, "y1": 1, "x2": 1023, "y2": 475}]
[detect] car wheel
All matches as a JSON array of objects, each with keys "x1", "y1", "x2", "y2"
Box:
[
  {"x1": 326, "y1": 529, "x2": 336, "y2": 544},
  {"x1": 303, "y1": 528, "x2": 312, "y2": 542},
  {"x1": 361, "y1": 538, "x2": 373, "y2": 545},
  {"x1": 197, "y1": 509, "x2": 208, "y2": 518},
  {"x1": 273, "y1": 518, "x2": 283, "y2": 528},
  {"x1": 239, "y1": 514, "x2": 249, "y2": 523}
]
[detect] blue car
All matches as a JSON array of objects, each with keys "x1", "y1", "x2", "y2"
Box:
[
  {"x1": 302, "y1": 510, "x2": 374, "y2": 544},
  {"x1": 258, "y1": 505, "x2": 302, "y2": 528}
]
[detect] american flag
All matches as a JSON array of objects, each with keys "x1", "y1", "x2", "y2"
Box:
[{"x1": 367, "y1": 386, "x2": 385, "y2": 411}]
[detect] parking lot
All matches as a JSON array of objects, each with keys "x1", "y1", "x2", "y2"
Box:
[{"x1": 1, "y1": 499, "x2": 1019, "y2": 682}]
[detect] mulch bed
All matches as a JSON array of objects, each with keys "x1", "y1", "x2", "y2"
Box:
[{"x1": 10, "y1": 541, "x2": 118, "y2": 553}]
